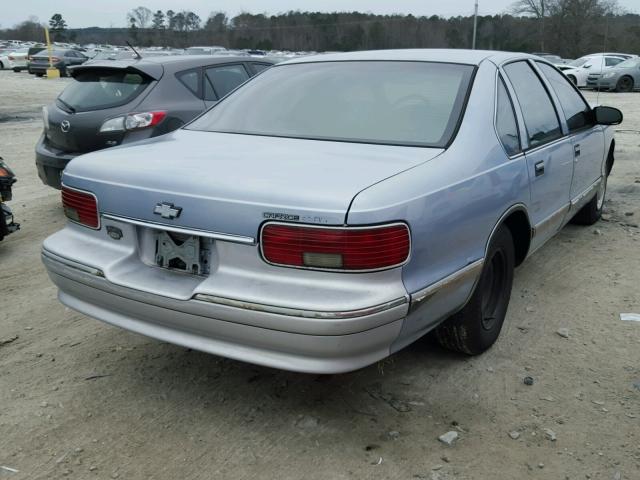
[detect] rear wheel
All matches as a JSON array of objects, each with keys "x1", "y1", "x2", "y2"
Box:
[
  {"x1": 436, "y1": 226, "x2": 515, "y2": 355},
  {"x1": 615, "y1": 76, "x2": 634, "y2": 93},
  {"x1": 36, "y1": 73, "x2": 43, "y2": 77}
]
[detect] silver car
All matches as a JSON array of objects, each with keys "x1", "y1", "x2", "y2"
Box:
[
  {"x1": 42, "y1": 49, "x2": 622, "y2": 373},
  {"x1": 586, "y1": 56, "x2": 640, "y2": 92}
]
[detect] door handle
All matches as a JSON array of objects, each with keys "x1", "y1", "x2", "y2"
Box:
[
  {"x1": 574, "y1": 144, "x2": 581, "y2": 158},
  {"x1": 535, "y1": 161, "x2": 545, "y2": 177}
]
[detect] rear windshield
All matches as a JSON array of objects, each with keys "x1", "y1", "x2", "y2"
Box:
[
  {"x1": 57, "y1": 70, "x2": 151, "y2": 112},
  {"x1": 187, "y1": 61, "x2": 475, "y2": 148}
]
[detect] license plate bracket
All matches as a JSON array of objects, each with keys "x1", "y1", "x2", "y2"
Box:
[{"x1": 155, "y1": 231, "x2": 211, "y2": 276}]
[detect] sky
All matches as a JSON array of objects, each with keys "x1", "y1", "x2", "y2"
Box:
[{"x1": 3, "y1": 0, "x2": 638, "y2": 28}]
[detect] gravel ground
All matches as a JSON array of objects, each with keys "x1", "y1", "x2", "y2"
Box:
[{"x1": 0, "y1": 69, "x2": 639, "y2": 480}]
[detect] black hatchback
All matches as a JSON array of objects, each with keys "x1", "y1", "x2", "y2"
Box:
[{"x1": 36, "y1": 55, "x2": 276, "y2": 188}]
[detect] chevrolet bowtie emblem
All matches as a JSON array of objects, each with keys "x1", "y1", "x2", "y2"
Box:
[{"x1": 153, "y1": 202, "x2": 182, "y2": 219}]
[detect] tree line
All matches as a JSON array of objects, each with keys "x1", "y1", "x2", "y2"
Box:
[{"x1": 1, "y1": 1, "x2": 639, "y2": 59}]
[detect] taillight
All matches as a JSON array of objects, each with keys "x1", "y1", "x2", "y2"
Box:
[
  {"x1": 99, "y1": 111, "x2": 166, "y2": 133},
  {"x1": 8, "y1": 56, "x2": 14, "y2": 61},
  {"x1": 61, "y1": 186, "x2": 99, "y2": 229},
  {"x1": 261, "y1": 223, "x2": 410, "y2": 271},
  {"x1": 51, "y1": 56, "x2": 61, "y2": 62}
]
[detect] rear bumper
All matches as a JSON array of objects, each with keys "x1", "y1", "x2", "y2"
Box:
[
  {"x1": 35, "y1": 134, "x2": 77, "y2": 189},
  {"x1": 42, "y1": 248, "x2": 406, "y2": 373}
]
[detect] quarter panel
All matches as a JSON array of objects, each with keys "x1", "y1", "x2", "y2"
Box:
[{"x1": 347, "y1": 60, "x2": 530, "y2": 338}]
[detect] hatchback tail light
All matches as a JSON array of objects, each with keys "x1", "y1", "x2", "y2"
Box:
[
  {"x1": 99, "y1": 111, "x2": 167, "y2": 133},
  {"x1": 8, "y1": 56, "x2": 15, "y2": 61},
  {"x1": 261, "y1": 223, "x2": 410, "y2": 271},
  {"x1": 50, "y1": 56, "x2": 61, "y2": 62},
  {"x1": 61, "y1": 186, "x2": 99, "y2": 229}
]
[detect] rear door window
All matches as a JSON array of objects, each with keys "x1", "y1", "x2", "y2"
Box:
[
  {"x1": 504, "y1": 61, "x2": 562, "y2": 149},
  {"x1": 57, "y1": 70, "x2": 151, "y2": 112},
  {"x1": 204, "y1": 64, "x2": 250, "y2": 100},
  {"x1": 536, "y1": 62, "x2": 593, "y2": 132},
  {"x1": 495, "y1": 77, "x2": 521, "y2": 156},
  {"x1": 605, "y1": 57, "x2": 624, "y2": 67}
]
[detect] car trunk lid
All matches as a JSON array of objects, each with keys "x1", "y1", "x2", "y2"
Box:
[{"x1": 63, "y1": 129, "x2": 443, "y2": 239}]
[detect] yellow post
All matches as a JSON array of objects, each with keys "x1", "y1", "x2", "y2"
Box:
[{"x1": 44, "y1": 27, "x2": 60, "y2": 79}]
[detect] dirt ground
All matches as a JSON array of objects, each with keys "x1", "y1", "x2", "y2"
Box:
[{"x1": 0, "y1": 69, "x2": 639, "y2": 480}]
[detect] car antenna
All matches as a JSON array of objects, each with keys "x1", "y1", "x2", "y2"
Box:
[{"x1": 126, "y1": 41, "x2": 143, "y2": 60}]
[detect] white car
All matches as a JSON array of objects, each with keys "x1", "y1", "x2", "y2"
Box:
[
  {"x1": 8, "y1": 48, "x2": 28, "y2": 72},
  {"x1": 0, "y1": 50, "x2": 12, "y2": 70},
  {"x1": 562, "y1": 54, "x2": 628, "y2": 87}
]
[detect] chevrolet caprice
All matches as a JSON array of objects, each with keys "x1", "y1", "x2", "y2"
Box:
[{"x1": 42, "y1": 49, "x2": 623, "y2": 373}]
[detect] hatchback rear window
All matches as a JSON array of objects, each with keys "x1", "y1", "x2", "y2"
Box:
[
  {"x1": 187, "y1": 61, "x2": 475, "y2": 148},
  {"x1": 57, "y1": 70, "x2": 151, "y2": 112}
]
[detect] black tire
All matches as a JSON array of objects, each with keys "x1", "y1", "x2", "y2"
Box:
[
  {"x1": 615, "y1": 76, "x2": 634, "y2": 93},
  {"x1": 0, "y1": 61, "x2": 4, "y2": 69},
  {"x1": 571, "y1": 174, "x2": 607, "y2": 225},
  {"x1": 36, "y1": 73, "x2": 44, "y2": 77},
  {"x1": 59, "y1": 67, "x2": 67, "y2": 77},
  {"x1": 13, "y1": 67, "x2": 20, "y2": 73},
  {"x1": 567, "y1": 75, "x2": 577, "y2": 85},
  {"x1": 436, "y1": 226, "x2": 515, "y2": 355}
]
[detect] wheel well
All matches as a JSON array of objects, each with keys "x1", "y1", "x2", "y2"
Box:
[
  {"x1": 606, "y1": 139, "x2": 615, "y2": 176},
  {"x1": 502, "y1": 210, "x2": 531, "y2": 267}
]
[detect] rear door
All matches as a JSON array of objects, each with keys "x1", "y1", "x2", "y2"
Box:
[
  {"x1": 202, "y1": 63, "x2": 250, "y2": 108},
  {"x1": 535, "y1": 62, "x2": 604, "y2": 200},
  {"x1": 503, "y1": 60, "x2": 573, "y2": 251}
]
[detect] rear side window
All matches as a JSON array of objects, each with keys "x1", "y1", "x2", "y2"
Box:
[
  {"x1": 176, "y1": 70, "x2": 201, "y2": 98},
  {"x1": 504, "y1": 61, "x2": 561, "y2": 149},
  {"x1": 204, "y1": 64, "x2": 250, "y2": 100},
  {"x1": 536, "y1": 62, "x2": 592, "y2": 132},
  {"x1": 58, "y1": 70, "x2": 150, "y2": 112},
  {"x1": 495, "y1": 78, "x2": 521, "y2": 156},
  {"x1": 605, "y1": 57, "x2": 623, "y2": 67},
  {"x1": 248, "y1": 63, "x2": 271, "y2": 74}
]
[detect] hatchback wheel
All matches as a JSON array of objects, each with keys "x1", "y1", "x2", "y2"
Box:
[
  {"x1": 615, "y1": 76, "x2": 634, "y2": 93},
  {"x1": 436, "y1": 226, "x2": 515, "y2": 355}
]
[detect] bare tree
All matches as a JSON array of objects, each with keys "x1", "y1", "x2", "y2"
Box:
[
  {"x1": 127, "y1": 6, "x2": 153, "y2": 29},
  {"x1": 511, "y1": 0, "x2": 549, "y2": 50}
]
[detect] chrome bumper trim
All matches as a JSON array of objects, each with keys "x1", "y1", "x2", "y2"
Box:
[
  {"x1": 43, "y1": 247, "x2": 408, "y2": 321},
  {"x1": 193, "y1": 293, "x2": 409, "y2": 320},
  {"x1": 102, "y1": 213, "x2": 256, "y2": 245},
  {"x1": 42, "y1": 249, "x2": 104, "y2": 277},
  {"x1": 409, "y1": 259, "x2": 484, "y2": 309}
]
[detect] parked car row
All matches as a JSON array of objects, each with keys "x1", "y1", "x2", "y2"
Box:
[
  {"x1": 39, "y1": 49, "x2": 623, "y2": 373},
  {"x1": 561, "y1": 52, "x2": 638, "y2": 89}
]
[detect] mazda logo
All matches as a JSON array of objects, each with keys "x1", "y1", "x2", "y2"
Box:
[{"x1": 60, "y1": 120, "x2": 71, "y2": 133}]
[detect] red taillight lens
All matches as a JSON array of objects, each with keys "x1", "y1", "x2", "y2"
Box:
[
  {"x1": 51, "y1": 56, "x2": 61, "y2": 62},
  {"x1": 61, "y1": 186, "x2": 99, "y2": 229},
  {"x1": 261, "y1": 223, "x2": 410, "y2": 271}
]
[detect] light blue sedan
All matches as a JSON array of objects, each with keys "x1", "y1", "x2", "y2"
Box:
[{"x1": 42, "y1": 49, "x2": 622, "y2": 373}]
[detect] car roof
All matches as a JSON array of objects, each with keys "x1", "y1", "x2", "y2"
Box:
[
  {"x1": 72, "y1": 55, "x2": 277, "y2": 80},
  {"x1": 280, "y1": 49, "x2": 536, "y2": 66}
]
